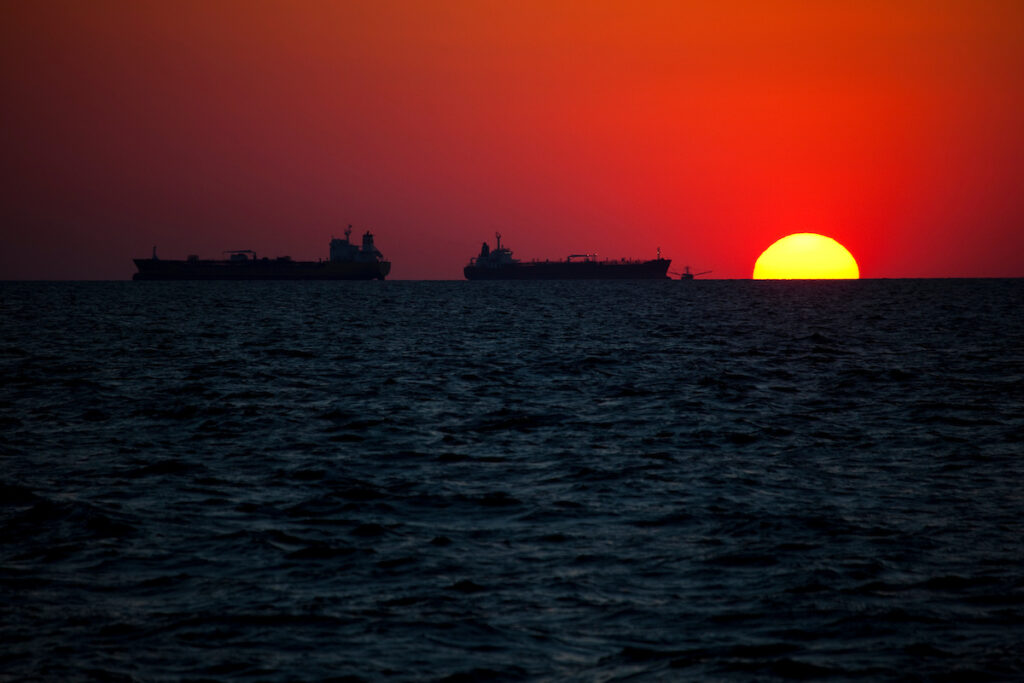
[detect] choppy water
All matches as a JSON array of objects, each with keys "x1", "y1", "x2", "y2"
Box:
[{"x1": 2, "y1": 279, "x2": 1023, "y2": 681}]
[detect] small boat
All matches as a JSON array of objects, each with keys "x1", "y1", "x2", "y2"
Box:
[{"x1": 673, "y1": 266, "x2": 712, "y2": 280}]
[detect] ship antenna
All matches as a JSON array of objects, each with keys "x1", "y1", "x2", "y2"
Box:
[
  {"x1": 345, "y1": 225, "x2": 352, "y2": 241},
  {"x1": 495, "y1": 232, "x2": 501, "y2": 250}
]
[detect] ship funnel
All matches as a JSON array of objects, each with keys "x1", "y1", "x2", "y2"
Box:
[{"x1": 361, "y1": 230, "x2": 382, "y2": 258}]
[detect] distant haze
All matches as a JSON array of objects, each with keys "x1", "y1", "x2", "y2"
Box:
[{"x1": 2, "y1": 1, "x2": 1023, "y2": 279}]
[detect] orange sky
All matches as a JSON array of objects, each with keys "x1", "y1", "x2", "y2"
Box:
[{"x1": 2, "y1": 0, "x2": 1023, "y2": 278}]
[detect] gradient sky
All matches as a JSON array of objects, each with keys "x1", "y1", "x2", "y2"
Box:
[{"x1": 2, "y1": 0, "x2": 1023, "y2": 279}]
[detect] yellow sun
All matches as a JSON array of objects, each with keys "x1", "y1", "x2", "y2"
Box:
[{"x1": 753, "y1": 233, "x2": 860, "y2": 279}]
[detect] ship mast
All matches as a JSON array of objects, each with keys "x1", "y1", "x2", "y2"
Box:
[{"x1": 495, "y1": 232, "x2": 502, "y2": 251}]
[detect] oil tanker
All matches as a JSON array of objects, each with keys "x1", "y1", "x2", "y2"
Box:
[
  {"x1": 464, "y1": 233, "x2": 670, "y2": 280},
  {"x1": 133, "y1": 228, "x2": 390, "y2": 280}
]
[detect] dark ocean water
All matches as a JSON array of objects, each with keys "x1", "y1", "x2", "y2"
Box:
[{"x1": 2, "y1": 279, "x2": 1023, "y2": 681}]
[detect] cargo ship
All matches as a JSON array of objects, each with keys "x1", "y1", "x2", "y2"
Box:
[
  {"x1": 464, "y1": 233, "x2": 670, "y2": 280},
  {"x1": 133, "y1": 228, "x2": 390, "y2": 280}
]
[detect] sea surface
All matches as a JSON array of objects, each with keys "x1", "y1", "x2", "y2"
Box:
[{"x1": 2, "y1": 279, "x2": 1023, "y2": 681}]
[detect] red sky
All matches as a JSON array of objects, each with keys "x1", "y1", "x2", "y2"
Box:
[{"x1": 2, "y1": 0, "x2": 1023, "y2": 279}]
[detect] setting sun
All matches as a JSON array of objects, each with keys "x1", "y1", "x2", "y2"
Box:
[{"x1": 753, "y1": 233, "x2": 860, "y2": 280}]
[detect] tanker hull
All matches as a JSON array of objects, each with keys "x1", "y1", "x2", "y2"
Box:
[
  {"x1": 464, "y1": 259, "x2": 670, "y2": 280},
  {"x1": 133, "y1": 259, "x2": 390, "y2": 281}
]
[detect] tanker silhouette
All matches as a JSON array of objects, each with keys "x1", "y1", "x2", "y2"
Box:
[
  {"x1": 464, "y1": 233, "x2": 671, "y2": 280},
  {"x1": 133, "y1": 228, "x2": 390, "y2": 280}
]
